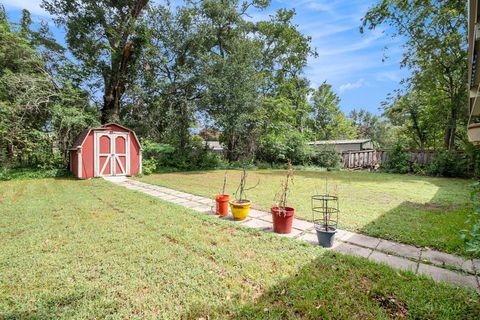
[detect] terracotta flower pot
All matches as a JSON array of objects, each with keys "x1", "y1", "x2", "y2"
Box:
[
  {"x1": 215, "y1": 194, "x2": 230, "y2": 216},
  {"x1": 271, "y1": 206, "x2": 295, "y2": 234}
]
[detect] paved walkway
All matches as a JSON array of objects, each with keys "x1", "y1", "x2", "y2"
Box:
[{"x1": 105, "y1": 176, "x2": 480, "y2": 292}]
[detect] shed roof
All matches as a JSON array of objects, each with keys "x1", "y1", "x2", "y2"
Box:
[
  {"x1": 204, "y1": 141, "x2": 223, "y2": 151},
  {"x1": 69, "y1": 123, "x2": 142, "y2": 150},
  {"x1": 308, "y1": 139, "x2": 371, "y2": 145}
]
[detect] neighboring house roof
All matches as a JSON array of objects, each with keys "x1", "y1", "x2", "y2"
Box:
[
  {"x1": 308, "y1": 139, "x2": 372, "y2": 145},
  {"x1": 204, "y1": 141, "x2": 223, "y2": 151}
]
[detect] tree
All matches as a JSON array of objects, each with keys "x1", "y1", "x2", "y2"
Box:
[
  {"x1": 41, "y1": 0, "x2": 150, "y2": 123},
  {"x1": 349, "y1": 108, "x2": 392, "y2": 147},
  {"x1": 255, "y1": 8, "x2": 316, "y2": 132},
  {"x1": 0, "y1": 9, "x2": 97, "y2": 168},
  {"x1": 310, "y1": 82, "x2": 356, "y2": 140},
  {"x1": 362, "y1": 0, "x2": 467, "y2": 151}
]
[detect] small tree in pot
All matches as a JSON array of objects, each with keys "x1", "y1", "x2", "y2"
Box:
[
  {"x1": 215, "y1": 171, "x2": 229, "y2": 216},
  {"x1": 272, "y1": 161, "x2": 295, "y2": 234},
  {"x1": 230, "y1": 168, "x2": 258, "y2": 220}
]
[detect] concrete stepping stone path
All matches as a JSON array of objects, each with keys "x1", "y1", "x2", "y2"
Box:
[{"x1": 105, "y1": 176, "x2": 480, "y2": 292}]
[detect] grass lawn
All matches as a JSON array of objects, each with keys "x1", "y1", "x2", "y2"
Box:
[
  {"x1": 138, "y1": 170, "x2": 474, "y2": 257},
  {"x1": 1, "y1": 178, "x2": 479, "y2": 319}
]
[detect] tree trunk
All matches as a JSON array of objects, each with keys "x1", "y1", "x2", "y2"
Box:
[
  {"x1": 443, "y1": 105, "x2": 457, "y2": 151},
  {"x1": 102, "y1": 84, "x2": 122, "y2": 124}
]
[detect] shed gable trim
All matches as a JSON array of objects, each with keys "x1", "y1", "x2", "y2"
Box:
[{"x1": 69, "y1": 123, "x2": 142, "y2": 150}]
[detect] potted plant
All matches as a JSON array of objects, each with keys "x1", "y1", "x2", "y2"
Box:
[
  {"x1": 230, "y1": 168, "x2": 258, "y2": 220},
  {"x1": 271, "y1": 161, "x2": 295, "y2": 234},
  {"x1": 215, "y1": 171, "x2": 229, "y2": 216},
  {"x1": 312, "y1": 189, "x2": 339, "y2": 248}
]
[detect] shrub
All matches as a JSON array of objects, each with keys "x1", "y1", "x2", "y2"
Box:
[
  {"x1": 311, "y1": 145, "x2": 341, "y2": 169},
  {"x1": 141, "y1": 158, "x2": 158, "y2": 175},
  {"x1": 141, "y1": 138, "x2": 223, "y2": 172},
  {"x1": 461, "y1": 182, "x2": 480, "y2": 257},
  {"x1": 425, "y1": 151, "x2": 465, "y2": 177},
  {"x1": 381, "y1": 142, "x2": 410, "y2": 174},
  {"x1": 256, "y1": 131, "x2": 314, "y2": 165}
]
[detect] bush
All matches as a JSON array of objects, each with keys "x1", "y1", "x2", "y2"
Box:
[
  {"x1": 381, "y1": 142, "x2": 410, "y2": 174},
  {"x1": 311, "y1": 145, "x2": 341, "y2": 169},
  {"x1": 425, "y1": 151, "x2": 465, "y2": 177},
  {"x1": 256, "y1": 131, "x2": 314, "y2": 165},
  {"x1": 461, "y1": 182, "x2": 480, "y2": 257},
  {"x1": 141, "y1": 158, "x2": 158, "y2": 175},
  {"x1": 141, "y1": 138, "x2": 223, "y2": 172}
]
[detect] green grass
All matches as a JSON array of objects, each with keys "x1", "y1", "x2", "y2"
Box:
[
  {"x1": 138, "y1": 170, "x2": 474, "y2": 257},
  {"x1": 0, "y1": 178, "x2": 479, "y2": 319}
]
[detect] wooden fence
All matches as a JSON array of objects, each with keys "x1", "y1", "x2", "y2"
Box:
[{"x1": 341, "y1": 150, "x2": 437, "y2": 169}]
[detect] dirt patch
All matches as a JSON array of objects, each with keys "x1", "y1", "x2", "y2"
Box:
[{"x1": 371, "y1": 293, "x2": 408, "y2": 318}]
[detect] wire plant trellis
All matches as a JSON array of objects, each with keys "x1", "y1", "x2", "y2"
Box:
[{"x1": 311, "y1": 194, "x2": 339, "y2": 232}]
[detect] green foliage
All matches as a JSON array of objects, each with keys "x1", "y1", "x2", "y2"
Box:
[
  {"x1": 363, "y1": 0, "x2": 467, "y2": 151},
  {"x1": 254, "y1": 98, "x2": 313, "y2": 165},
  {"x1": 349, "y1": 108, "x2": 393, "y2": 148},
  {"x1": 257, "y1": 131, "x2": 313, "y2": 165},
  {"x1": 0, "y1": 11, "x2": 96, "y2": 171},
  {"x1": 0, "y1": 167, "x2": 68, "y2": 181},
  {"x1": 461, "y1": 182, "x2": 480, "y2": 257},
  {"x1": 141, "y1": 138, "x2": 222, "y2": 172},
  {"x1": 381, "y1": 142, "x2": 410, "y2": 174},
  {"x1": 310, "y1": 82, "x2": 356, "y2": 140},
  {"x1": 41, "y1": 0, "x2": 150, "y2": 123},
  {"x1": 141, "y1": 158, "x2": 158, "y2": 176},
  {"x1": 425, "y1": 151, "x2": 466, "y2": 178},
  {"x1": 311, "y1": 145, "x2": 342, "y2": 169}
]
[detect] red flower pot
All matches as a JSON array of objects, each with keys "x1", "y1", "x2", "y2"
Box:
[
  {"x1": 215, "y1": 194, "x2": 230, "y2": 216},
  {"x1": 271, "y1": 206, "x2": 295, "y2": 234}
]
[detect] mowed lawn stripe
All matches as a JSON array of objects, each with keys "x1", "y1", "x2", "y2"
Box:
[{"x1": 0, "y1": 178, "x2": 478, "y2": 319}]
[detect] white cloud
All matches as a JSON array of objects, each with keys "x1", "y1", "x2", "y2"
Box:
[
  {"x1": 2, "y1": 0, "x2": 49, "y2": 16},
  {"x1": 338, "y1": 79, "x2": 366, "y2": 92},
  {"x1": 376, "y1": 71, "x2": 403, "y2": 82}
]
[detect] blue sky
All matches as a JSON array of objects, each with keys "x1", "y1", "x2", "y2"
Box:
[{"x1": 2, "y1": 0, "x2": 408, "y2": 115}]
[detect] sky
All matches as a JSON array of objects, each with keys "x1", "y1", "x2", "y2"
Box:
[{"x1": 2, "y1": 0, "x2": 408, "y2": 116}]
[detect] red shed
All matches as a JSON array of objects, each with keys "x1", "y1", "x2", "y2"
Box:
[{"x1": 69, "y1": 123, "x2": 142, "y2": 179}]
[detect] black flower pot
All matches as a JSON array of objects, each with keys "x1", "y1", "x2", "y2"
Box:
[{"x1": 315, "y1": 225, "x2": 337, "y2": 248}]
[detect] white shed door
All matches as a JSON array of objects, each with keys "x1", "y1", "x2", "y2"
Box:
[{"x1": 94, "y1": 131, "x2": 130, "y2": 177}]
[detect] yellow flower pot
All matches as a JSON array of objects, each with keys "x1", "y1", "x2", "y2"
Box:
[{"x1": 230, "y1": 200, "x2": 251, "y2": 220}]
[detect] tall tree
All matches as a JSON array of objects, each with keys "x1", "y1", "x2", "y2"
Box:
[
  {"x1": 310, "y1": 82, "x2": 356, "y2": 140},
  {"x1": 362, "y1": 0, "x2": 467, "y2": 151},
  {"x1": 255, "y1": 8, "x2": 316, "y2": 132},
  {"x1": 349, "y1": 108, "x2": 392, "y2": 147},
  {"x1": 0, "y1": 11, "x2": 96, "y2": 167},
  {"x1": 41, "y1": 0, "x2": 149, "y2": 123}
]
